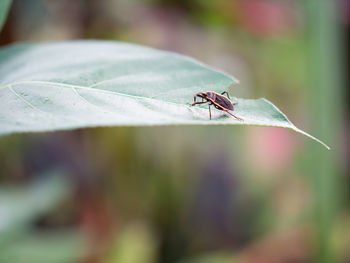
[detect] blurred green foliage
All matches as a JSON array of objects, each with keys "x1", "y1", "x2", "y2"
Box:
[
  {"x1": 0, "y1": 0, "x2": 12, "y2": 31},
  {"x1": 0, "y1": 172, "x2": 85, "y2": 263}
]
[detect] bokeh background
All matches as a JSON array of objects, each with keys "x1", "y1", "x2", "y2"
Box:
[{"x1": 0, "y1": 0, "x2": 348, "y2": 262}]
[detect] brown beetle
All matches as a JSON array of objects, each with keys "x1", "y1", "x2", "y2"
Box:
[{"x1": 191, "y1": 91, "x2": 243, "y2": 121}]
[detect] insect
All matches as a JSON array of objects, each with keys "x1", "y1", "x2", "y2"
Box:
[{"x1": 191, "y1": 91, "x2": 243, "y2": 121}]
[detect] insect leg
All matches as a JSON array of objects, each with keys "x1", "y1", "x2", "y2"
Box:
[
  {"x1": 224, "y1": 110, "x2": 243, "y2": 121},
  {"x1": 221, "y1": 91, "x2": 230, "y2": 99},
  {"x1": 209, "y1": 103, "x2": 212, "y2": 120},
  {"x1": 192, "y1": 95, "x2": 204, "y2": 106}
]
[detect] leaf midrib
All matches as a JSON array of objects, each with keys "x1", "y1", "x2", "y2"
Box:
[{"x1": 0, "y1": 80, "x2": 193, "y2": 108}]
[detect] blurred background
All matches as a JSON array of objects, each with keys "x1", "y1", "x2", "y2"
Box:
[{"x1": 0, "y1": 0, "x2": 348, "y2": 262}]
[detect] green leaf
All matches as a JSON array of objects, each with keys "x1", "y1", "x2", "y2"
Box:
[
  {"x1": 0, "y1": 0, "x2": 12, "y2": 32},
  {"x1": 0, "y1": 231, "x2": 84, "y2": 263},
  {"x1": 0, "y1": 172, "x2": 71, "y2": 239},
  {"x1": 0, "y1": 40, "x2": 329, "y2": 149}
]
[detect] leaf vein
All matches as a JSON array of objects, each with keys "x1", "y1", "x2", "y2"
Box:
[
  {"x1": 71, "y1": 87, "x2": 115, "y2": 114},
  {"x1": 0, "y1": 80, "x2": 192, "y2": 108},
  {"x1": 8, "y1": 85, "x2": 49, "y2": 115}
]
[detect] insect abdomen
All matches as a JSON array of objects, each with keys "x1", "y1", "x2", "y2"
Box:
[
  {"x1": 218, "y1": 96, "x2": 234, "y2": 110},
  {"x1": 209, "y1": 92, "x2": 233, "y2": 111}
]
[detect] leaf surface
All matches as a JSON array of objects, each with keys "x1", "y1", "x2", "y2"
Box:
[{"x1": 0, "y1": 40, "x2": 329, "y2": 149}]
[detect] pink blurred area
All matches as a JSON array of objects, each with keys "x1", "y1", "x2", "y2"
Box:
[
  {"x1": 238, "y1": 0, "x2": 299, "y2": 37},
  {"x1": 246, "y1": 127, "x2": 298, "y2": 175}
]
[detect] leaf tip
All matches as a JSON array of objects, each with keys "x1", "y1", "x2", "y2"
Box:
[{"x1": 293, "y1": 127, "x2": 331, "y2": 150}]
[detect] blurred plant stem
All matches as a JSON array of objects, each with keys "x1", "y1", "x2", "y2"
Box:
[
  {"x1": 305, "y1": 0, "x2": 344, "y2": 262},
  {"x1": 0, "y1": 0, "x2": 12, "y2": 32}
]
